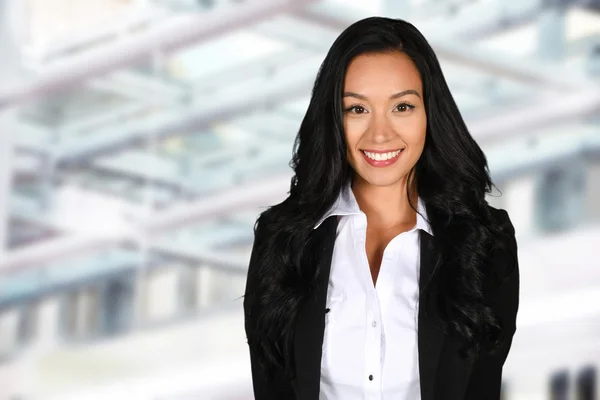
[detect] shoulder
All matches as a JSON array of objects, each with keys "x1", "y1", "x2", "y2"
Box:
[
  {"x1": 486, "y1": 204, "x2": 515, "y2": 236},
  {"x1": 485, "y1": 204, "x2": 517, "y2": 262}
]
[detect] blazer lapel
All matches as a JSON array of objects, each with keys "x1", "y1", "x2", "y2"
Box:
[
  {"x1": 293, "y1": 215, "x2": 338, "y2": 400},
  {"x1": 418, "y1": 230, "x2": 446, "y2": 400}
]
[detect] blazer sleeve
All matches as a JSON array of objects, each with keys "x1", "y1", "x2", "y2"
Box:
[
  {"x1": 243, "y1": 217, "x2": 296, "y2": 400},
  {"x1": 464, "y1": 209, "x2": 520, "y2": 400}
]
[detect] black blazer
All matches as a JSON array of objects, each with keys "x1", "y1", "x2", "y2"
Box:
[{"x1": 244, "y1": 206, "x2": 519, "y2": 400}]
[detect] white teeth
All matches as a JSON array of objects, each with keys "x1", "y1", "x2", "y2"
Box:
[{"x1": 363, "y1": 149, "x2": 402, "y2": 161}]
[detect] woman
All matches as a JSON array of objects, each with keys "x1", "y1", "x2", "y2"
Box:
[{"x1": 243, "y1": 16, "x2": 519, "y2": 400}]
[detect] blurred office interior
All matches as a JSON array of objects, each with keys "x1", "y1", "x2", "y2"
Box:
[{"x1": 0, "y1": 0, "x2": 599, "y2": 399}]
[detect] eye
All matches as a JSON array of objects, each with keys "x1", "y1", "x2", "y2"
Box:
[
  {"x1": 344, "y1": 105, "x2": 367, "y2": 114},
  {"x1": 396, "y1": 102, "x2": 415, "y2": 112}
]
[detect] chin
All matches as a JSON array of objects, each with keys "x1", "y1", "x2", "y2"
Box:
[{"x1": 354, "y1": 169, "x2": 409, "y2": 188}]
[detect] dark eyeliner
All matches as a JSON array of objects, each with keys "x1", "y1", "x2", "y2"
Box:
[
  {"x1": 396, "y1": 102, "x2": 415, "y2": 111},
  {"x1": 344, "y1": 104, "x2": 364, "y2": 113}
]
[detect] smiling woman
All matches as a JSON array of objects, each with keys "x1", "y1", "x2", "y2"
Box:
[{"x1": 244, "y1": 16, "x2": 519, "y2": 400}]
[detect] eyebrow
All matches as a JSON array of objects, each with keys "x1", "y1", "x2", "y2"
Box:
[{"x1": 343, "y1": 89, "x2": 421, "y2": 100}]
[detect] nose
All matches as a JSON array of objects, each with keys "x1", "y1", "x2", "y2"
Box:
[{"x1": 367, "y1": 111, "x2": 396, "y2": 144}]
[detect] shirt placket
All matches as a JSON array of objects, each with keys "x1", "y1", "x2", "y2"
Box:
[{"x1": 354, "y1": 214, "x2": 383, "y2": 400}]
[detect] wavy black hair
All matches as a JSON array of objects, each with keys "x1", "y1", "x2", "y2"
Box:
[{"x1": 244, "y1": 16, "x2": 514, "y2": 382}]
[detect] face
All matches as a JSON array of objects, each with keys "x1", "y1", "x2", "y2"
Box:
[{"x1": 342, "y1": 51, "x2": 427, "y2": 190}]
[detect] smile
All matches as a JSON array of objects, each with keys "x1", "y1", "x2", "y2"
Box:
[
  {"x1": 360, "y1": 149, "x2": 404, "y2": 167},
  {"x1": 362, "y1": 149, "x2": 402, "y2": 161}
]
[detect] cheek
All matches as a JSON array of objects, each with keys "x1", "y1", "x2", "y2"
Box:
[
  {"x1": 392, "y1": 116, "x2": 427, "y2": 147},
  {"x1": 343, "y1": 120, "x2": 363, "y2": 153}
]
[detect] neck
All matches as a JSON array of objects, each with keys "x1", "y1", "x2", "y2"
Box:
[{"x1": 351, "y1": 174, "x2": 418, "y2": 230}]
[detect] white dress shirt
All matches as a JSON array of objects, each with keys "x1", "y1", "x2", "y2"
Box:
[{"x1": 314, "y1": 183, "x2": 434, "y2": 400}]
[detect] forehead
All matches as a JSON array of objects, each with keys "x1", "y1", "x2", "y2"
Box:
[{"x1": 343, "y1": 51, "x2": 422, "y2": 93}]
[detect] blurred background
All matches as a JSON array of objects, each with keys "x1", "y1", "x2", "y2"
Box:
[{"x1": 0, "y1": 0, "x2": 599, "y2": 399}]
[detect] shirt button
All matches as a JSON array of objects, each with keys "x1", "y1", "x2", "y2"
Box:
[
  {"x1": 369, "y1": 374, "x2": 374, "y2": 381},
  {"x1": 372, "y1": 320, "x2": 377, "y2": 327}
]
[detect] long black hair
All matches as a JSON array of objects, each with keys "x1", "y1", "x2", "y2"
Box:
[{"x1": 244, "y1": 16, "x2": 514, "y2": 382}]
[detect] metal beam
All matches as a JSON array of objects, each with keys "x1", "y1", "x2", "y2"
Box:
[
  {"x1": 83, "y1": 139, "x2": 290, "y2": 195},
  {"x1": 0, "y1": 173, "x2": 292, "y2": 273},
  {"x1": 91, "y1": 70, "x2": 188, "y2": 104},
  {"x1": 21, "y1": 3, "x2": 162, "y2": 63},
  {"x1": 142, "y1": 173, "x2": 291, "y2": 236},
  {"x1": 0, "y1": 0, "x2": 318, "y2": 108},
  {"x1": 471, "y1": 88, "x2": 600, "y2": 142},
  {"x1": 0, "y1": 233, "x2": 129, "y2": 274},
  {"x1": 18, "y1": 59, "x2": 318, "y2": 165},
  {"x1": 191, "y1": 47, "x2": 313, "y2": 92},
  {"x1": 487, "y1": 125, "x2": 600, "y2": 182},
  {"x1": 151, "y1": 241, "x2": 248, "y2": 274}
]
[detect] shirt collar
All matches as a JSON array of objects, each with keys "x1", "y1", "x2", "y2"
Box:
[{"x1": 313, "y1": 183, "x2": 434, "y2": 236}]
